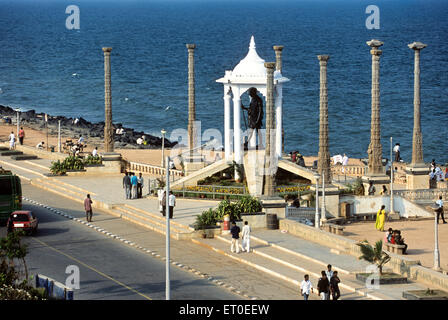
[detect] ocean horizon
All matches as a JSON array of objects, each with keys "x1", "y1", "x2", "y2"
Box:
[{"x1": 1, "y1": 0, "x2": 447, "y2": 163}]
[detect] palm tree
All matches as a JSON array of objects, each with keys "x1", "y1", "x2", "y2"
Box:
[{"x1": 357, "y1": 240, "x2": 390, "y2": 275}]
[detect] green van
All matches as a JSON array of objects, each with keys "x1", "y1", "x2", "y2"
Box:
[{"x1": 0, "y1": 169, "x2": 22, "y2": 225}]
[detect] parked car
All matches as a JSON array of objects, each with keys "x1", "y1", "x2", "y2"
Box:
[{"x1": 7, "y1": 211, "x2": 38, "y2": 235}]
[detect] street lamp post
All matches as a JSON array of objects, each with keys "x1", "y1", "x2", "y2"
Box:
[
  {"x1": 15, "y1": 108, "x2": 20, "y2": 136},
  {"x1": 161, "y1": 129, "x2": 166, "y2": 168},
  {"x1": 321, "y1": 172, "x2": 326, "y2": 225},
  {"x1": 165, "y1": 155, "x2": 171, "y2": 299},
  {"x1": 58, "y1": 120, "x2": 62, "y2": 153},
  {"x1": 315, "y1": 173, "x2": 320, "y2": 229},
  {"x1": 433, "y1": 206, "x2": 441, "y2": 271},
  {"x1": 390, "y1": 137, "x2": 395, "y2": 217}
]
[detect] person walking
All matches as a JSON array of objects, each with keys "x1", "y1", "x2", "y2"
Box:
[
  {"x1": 330, "y1": 271, "x2": 341, "y2": 300},
  {"x1": 375, "y1": 205, "x2": 386, "y2": 231},
  {"x1": 122, "y1": 172, "x2": 131, "y2": 199},
  {"x1": 435, "y1": 196, "x2": 447, "y2": 224},
  {"x1": 18, "y1": 127, "x2": 25, "y2": 145},
  {"x1": 230, "y1": 221, "x2": 241, "y2": 254},
  {"x1": 137, "y1": 173, "x2": 144, "y2": 199},
  {"x1": 168, "y1": 191, "x2": 175, "y2": 219},
  {"x1": 325, "y1": 264, "x2": 333, "y2": 282},
  {"x1": 84, "y1": 194, "x2": 93, "y2": 222},
  {"x1": 241, "y1": 221, "x2": 251, "y2": 253},
  {"x1": 130, "y1": 173, "x2": 138, "y2": 199},
  {"x1": 9, "y1": 131, "x2": 15, "y2": 150},
  {"x1": 317, "y1": 271, "x2": 330, "y2": 300},
  {"x1": 300, "y1": 274, "x2": 314, "y2": 301}
]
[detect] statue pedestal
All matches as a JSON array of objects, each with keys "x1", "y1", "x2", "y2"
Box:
[
  {"x1": 405, "y1": 165, "x2": 430, "y2": 190},
  {"x1": 183, "y1": 153, "x2": 205, "y2": 176},
  {"x1": 260, "y1": 196, "x2": 286, "y2": 219},
  {"x1": 361, "y1": 175, "x2": 390, "y2": 196},
  {"x1": 100, "y1": 152, "x2": 123, "y2": 174}
]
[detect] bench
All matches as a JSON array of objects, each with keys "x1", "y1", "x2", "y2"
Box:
[
  {"x1": 352, "y1": 213, "x2": 377, "y2": 221},
  {"x1": 324, "y1": 223, "x2": 345, "y2": 235},
  {"x1": 384, "y1": 243, "x2": 406, "y2": 255}
]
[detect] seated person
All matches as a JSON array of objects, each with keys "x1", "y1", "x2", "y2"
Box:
[
  {"x1": 384, "y1": 228, "x2": 394, "y2": 243},
  {"x1": 92, "y1": 147, "x2": 98, "y2": 157},
  {"x1": 36, "y1": 141, "x2": 45, "y2": 149},
  {"x1": 77, "y1": 135, "x2": 85, "y2": 145},
  {"x1": 136, "y1": 136, "x2": 144, "y2": 145},
  {"x1": 116, "y1": 127, "x2": 124, "y2": 135},
  {"x1": 296, "y1": 154, "x2": 305, "y2": 167},
  {"x1": 393, "y1": 230, "x2": 407, "y2": 254}
]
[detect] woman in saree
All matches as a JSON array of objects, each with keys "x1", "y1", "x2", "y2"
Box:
[{"x1": 375, "y1": 205, "x2": 386, "y2": 231}]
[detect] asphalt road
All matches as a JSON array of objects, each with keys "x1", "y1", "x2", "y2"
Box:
[{"x1": 0, "y1": 183, "x2": 241, "y2": 300}]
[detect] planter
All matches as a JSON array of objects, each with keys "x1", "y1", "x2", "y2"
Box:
[
  {"x1": 356, "y1": 272, "x2": 407, "y2": 285},
  {"x1": 403, "y1": 289, "x2": 448, "y2": 300},
  {"x1": 240, "y1": 212, "x2": 266, "y2": 229}
]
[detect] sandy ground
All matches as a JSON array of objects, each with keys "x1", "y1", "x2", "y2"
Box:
[
  {"x1": 342, "y1": 219, "x2": 448, "y2": 271},
  {"x1": 0, "y1": 123, "x2": 222, "y2": 166},
  {"x1": 0, "y1": 123, "x2": 367, "y2": 168}
]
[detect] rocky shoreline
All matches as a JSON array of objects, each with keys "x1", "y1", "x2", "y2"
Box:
[{"x1": 0, "y1": 104, "x2": 177, "y2": 149}]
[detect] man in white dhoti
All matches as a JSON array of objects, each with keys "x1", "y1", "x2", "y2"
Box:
[
  {"x1": 341, "y1": 153, "x2": 348, "y2": 173},
  {"x1": 241, "y1": 221, "x2": 251, "y2": 253}
]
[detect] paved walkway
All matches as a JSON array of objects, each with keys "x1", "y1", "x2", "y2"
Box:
[{"x1": 0, "y1": 151, "x2": 438, "y2": 300}]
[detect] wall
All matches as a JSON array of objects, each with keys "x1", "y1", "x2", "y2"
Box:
[{"x1": 339, "y1": 195, "x2": 433, "y2": 218}]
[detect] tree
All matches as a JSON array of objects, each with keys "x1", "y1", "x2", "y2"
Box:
[{"x1": 357, "y1": 240, "x2": 390, "y2": 275}]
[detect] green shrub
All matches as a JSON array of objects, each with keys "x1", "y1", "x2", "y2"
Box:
[{"x1": 83, "y1": 155, "x2": 102, "y2": 165}]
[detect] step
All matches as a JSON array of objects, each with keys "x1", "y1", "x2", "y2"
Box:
[
  {"x1": 192, "y1": 236, "x2": 381, "y2": 300},
  {"x1": 11, "y1": 155, "x2": 38, "y2": 160},
  {"x1": 32, "y1": 178, "x2": 86, "y2": 201},
  {"x1": 0, "y1": 151, "x2": 24, "y2": 156},
  {"x1": 47, "y1": 177, "x2": 97, "y2": 196},
  {"x1": 122, "y1": 204, "x2": 194, "y2": 232},
  {"x1": 113, "y1": 205, "x2": 190, "y2": 234},
  {"x1": 112, "y1": 206, "x2": 193, "y2": 240}
]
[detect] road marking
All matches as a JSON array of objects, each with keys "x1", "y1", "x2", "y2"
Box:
[{"x1": 32, "y1": 237, "x2": 152, "y2": 300}]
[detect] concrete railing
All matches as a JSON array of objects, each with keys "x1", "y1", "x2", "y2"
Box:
[
  {"x1": 126, "y1": 161, "x2": 183, "y2": 177},
  {"x1": 331, "y1": 164, "x2": 367, "y2": 177},
  {"x1": 395, "y1": 188, "x2": 448, "y2": 202},
  {"x1": 35, "y1": 274, "x2": 74, "y2": 300}
]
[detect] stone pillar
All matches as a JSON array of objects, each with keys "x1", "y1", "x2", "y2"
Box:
[
  {"x1": 263, "y1": 62, "x2": 276, "y2": 196},
  {"x1": 186, "y1": 44, "x2": 196, "y2": 158},
  {"x1": 224, "y1": 86, "x2": 232, "y2": 161},
  {"x1": 317, "y1": 55, "x2": 331, "y2": 184},
  {"x1": 362, "y1": 40, "x2": 390, "y2": 195},
  {"x1": 274, "y1": 45, "x2": 284, "y2": 156},
  {"x1": 273, "y1": 45, "x2": 284, "y2": 73},
  {"x1": 102, "y1": 47, "x2": 114, "y2": 152},
  {"x1": 406, "y1": 42, "x2": 429, "y2": 189}
]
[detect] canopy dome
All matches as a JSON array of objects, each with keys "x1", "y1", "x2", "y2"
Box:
[{"x1": 232, "y1": 36, "x2": 266, "y2": 78}]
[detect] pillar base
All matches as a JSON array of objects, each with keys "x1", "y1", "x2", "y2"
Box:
[
  {"x1": 183, "y1": 153, "x2": 206, "y2": 176},
  {"x1": 405, "y1": 165, "x2": 430, "y2": 190},
  {"x1": 362, "y1": 175, "x2": 390, "y2": 196},
  {"x1": 99, "y1": 152, "x2": 123, "y2": 173},
  {"x1": 260, "y1": 196, "x2": 287, "y2": 219}
]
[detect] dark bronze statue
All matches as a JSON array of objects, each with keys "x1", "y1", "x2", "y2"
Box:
[{"x1": 241, "y1": 87, "x2": 264, "y2": 149}]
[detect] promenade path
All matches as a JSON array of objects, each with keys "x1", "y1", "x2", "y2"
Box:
[{"x1": 0, "y1": 151, "x2": 436, "y2": 300}]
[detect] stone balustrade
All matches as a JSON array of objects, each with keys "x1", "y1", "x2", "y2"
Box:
[{"x1": 126, "y1": 161, "x2": 183, "y2": 177}]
